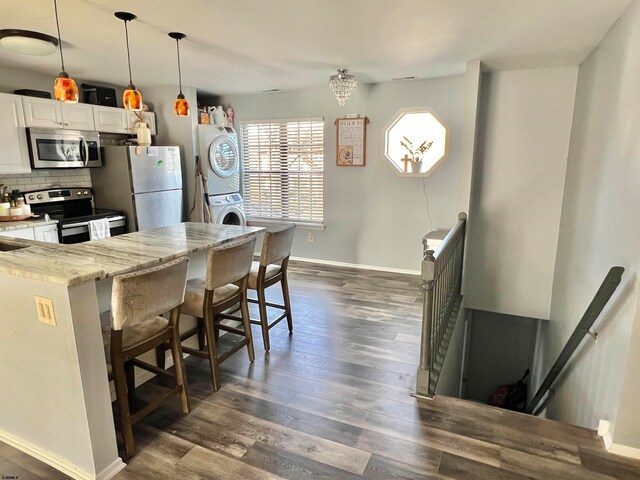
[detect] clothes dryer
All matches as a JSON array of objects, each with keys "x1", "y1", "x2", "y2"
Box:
[
  {"x1": 209, "y1": 193, "x2": 246, "y2": 226},
  {"x1": 198, "y1": 125, "x2": 240, "y2": 195}
]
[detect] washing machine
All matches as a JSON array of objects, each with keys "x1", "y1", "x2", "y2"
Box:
[
  {"x1": 198, "y1": 125, "x2": 240, "y2": 195},
  {"x1": 209, "y1": 193, "x2": 247, "y2": 226}
]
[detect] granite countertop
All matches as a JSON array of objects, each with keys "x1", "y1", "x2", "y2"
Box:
[
  {"x1": 0, "y1": 222, "x2": 263, "y2": 286},
  {"x1": 0, "y1": 217, "x2": 58, "y2": 232}
]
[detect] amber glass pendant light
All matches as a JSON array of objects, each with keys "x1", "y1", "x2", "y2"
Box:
[
  {"x1": 169, "y1": 32, "x2": 189, "y2": 117},
  {"x1": 115, "y1": 12, "x2": 142, "y2": 111},
  {"x1": 52, "y1": 0, "x2": 78, "y2": 103}
]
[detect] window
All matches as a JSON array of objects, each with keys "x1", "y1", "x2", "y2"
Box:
[
  {"x1": 383, "y1": 107, "x2": 449, "y2": 177},
  {"x1": 240, "y1": 118, "x2": 324, "y2": 226}
]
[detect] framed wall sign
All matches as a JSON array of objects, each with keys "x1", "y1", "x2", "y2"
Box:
[{"x1": 336, "y1": 116, "x2": 368, "y2": 166}]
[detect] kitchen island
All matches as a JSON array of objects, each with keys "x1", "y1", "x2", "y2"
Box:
[{"x1": 0, "y1": 223, "x2": 263, "y2": 480}]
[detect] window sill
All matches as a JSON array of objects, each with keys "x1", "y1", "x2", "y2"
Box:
[{"x1": 247, "y1": 217, "x2": 326, "y2": 231}]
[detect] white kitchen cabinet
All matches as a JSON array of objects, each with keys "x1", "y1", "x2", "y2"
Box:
[
  {"x1": 22, "y1": 97, "x2": 95, "y2": 131},
  {"x1": 127, "y1": 111, "x2": 157, "y2": 135},
  {"x1": 0, "y1": 228, "x2": 35, "y2": 240},
  {"x1": 61, "y1": 103, "x2": 95, "y2": 130},
  {"x1": 0, "y1": 224, "x2": 59, "y2": 243},
  {"x1": 0, "y1": 93, "x2": 31, "y2": 174},
  {"x1": 93, "y1": 105, "x2": 129, "y2": 134},
  {"x1": 34, "y1": 224, "x2": 60, "y2": 243},
  {"x1": 22, "y1": 97, "x2": 63, "y2": 128}
]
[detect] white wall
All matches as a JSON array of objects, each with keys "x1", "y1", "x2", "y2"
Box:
[
  {"x1": 465, "y1": 67, "x2": 578, "y2": 319},
  {"x1": 544, "y1": 0, "x2": 640, "y2": 449},
  {"x1": 220, "y1": 76, "x2": 465, "y2": 271}
]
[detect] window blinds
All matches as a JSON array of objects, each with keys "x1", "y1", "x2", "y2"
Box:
[{"x1": 240, "y1": 118, "x2": 324, "y2": 225}]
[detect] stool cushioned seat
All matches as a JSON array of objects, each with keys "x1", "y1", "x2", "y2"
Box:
[
  {"x1": 248, "y1": 262, "x2": 280, "y2": 289},
  {"x1": 182, "y1": 280, "x2": 239, "y2": 317},
  {"x1": 100, "y1": 312, "x2": 169, "y2": 378}
]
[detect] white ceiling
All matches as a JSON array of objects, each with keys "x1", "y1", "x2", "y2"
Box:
[{"x1": 0, "y1": 0, "x2": 632, "y2": 95}]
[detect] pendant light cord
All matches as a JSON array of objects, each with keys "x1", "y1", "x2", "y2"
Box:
[
  {"x1": 175, "y1": 39, "x2": 183, "y2": 94},
  {"x1": 53, "y1": 0, "x2": 65, "y2": 71},
  {"x1": 123, "y1": 20, "x2": 133, "y2": 84}
]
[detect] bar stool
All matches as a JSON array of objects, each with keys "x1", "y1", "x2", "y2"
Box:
[
  {"x1": 248, "y1": 223, "x2": 296, "y2": 351},
  {"x1": 101, "y1": 256, "x2": 190, "y2": 460},
  {"x1": 159, "y1": 235, "x2": 257, "y2": 391}
]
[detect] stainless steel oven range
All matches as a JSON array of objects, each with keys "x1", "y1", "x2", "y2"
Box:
[{"x1": 25, "y1": 188, "x2": 126, "y2": 243}]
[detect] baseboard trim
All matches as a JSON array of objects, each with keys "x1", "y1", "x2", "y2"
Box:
[
  {"x1": 608, "y1": 443, "x2": 640, "y2": 460},
  {"x1": 290, "y1": 256, "x2": 420, "y2": 276},
  {"x1": 96, "y1": 458, "x2": 127, "y2": 480},
  {"x1": 0, "y1": 429, "x2": 125, "y2": 480}
]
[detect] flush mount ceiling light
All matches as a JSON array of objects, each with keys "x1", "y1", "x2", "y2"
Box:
[
  {"x1": 115, "y1": 11, "x2": 142, "y2": 111},
  {"x1": 329, "y1": 68, "x2": 357, "y2": 106},
  {"x1": 169, "y1": 32, "x2": 189, "y2": 117},
  {"x1": 0, "y1": 29, "x2": 58, "y2": 56},
  {"x1": 53, "y1": 0, "x2": 79, "y2": 103}
]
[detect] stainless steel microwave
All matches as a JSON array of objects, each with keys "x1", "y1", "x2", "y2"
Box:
[{"x1": 27, "y1": 128, "x2": 102, "y2": 168}]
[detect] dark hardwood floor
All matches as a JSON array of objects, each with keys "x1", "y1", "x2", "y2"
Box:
[{"x1": 2, "y1": 260, "x2": 640, "y2": 479}]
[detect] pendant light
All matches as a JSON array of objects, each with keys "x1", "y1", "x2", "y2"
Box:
[
  {"x1": 52, "y1": 0, "x2": 78, "y2": 103},
  {"x1": 169, "y1": 32, "x2": 189, "y2": 117},
  {"x1": 115, "y1": 12, "x2": 142, "y2": 111},
  {"x1": 329, "y1": 68, "x2": 357, "y2": 106}
]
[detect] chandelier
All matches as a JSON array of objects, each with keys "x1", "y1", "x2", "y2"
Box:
[{"x1": 329, "y1": 69, "x2": 357, "y2": 106}]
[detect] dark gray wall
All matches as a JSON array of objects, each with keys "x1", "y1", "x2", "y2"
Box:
[{"x1": 464, "y1": 310, "x2": 538, "y2": 404}]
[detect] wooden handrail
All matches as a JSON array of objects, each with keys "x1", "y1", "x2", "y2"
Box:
[
  {"x1": 526, "y1": 266, "x2": 624, "y2": 415},
  {"x1": 416, "y1": 212, "x2": 466, "y2": 397}
]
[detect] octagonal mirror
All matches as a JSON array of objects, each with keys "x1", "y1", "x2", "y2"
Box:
[{"x1": 383, "y1": 107, "x2": 449, "y2": 177}]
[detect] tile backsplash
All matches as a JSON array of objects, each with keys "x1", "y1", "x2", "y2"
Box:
[{"x1": 0, "y1": 169, "x2": 92, "y2": 193}]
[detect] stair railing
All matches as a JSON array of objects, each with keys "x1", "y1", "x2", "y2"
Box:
[
  {"x1": 526, "y1": 266, "x2": 624, "y2": 415},
  {"x1": 415, "y1": 212, "x2": 466, "y2": 398}
]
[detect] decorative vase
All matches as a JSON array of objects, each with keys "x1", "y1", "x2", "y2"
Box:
[
  {"x1": 409, "y1": 161, "x2": 423, "y2": 173},
  {"x1": 212, "y1": 106, "x2": 227, "y2": 127},
  {"x1": 136, "y1": 122, "x2": 151, "y2": 146}
]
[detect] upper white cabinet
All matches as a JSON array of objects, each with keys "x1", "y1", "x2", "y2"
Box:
[
  {"x1": 93, "y1": 105, "x2": 129, "y2": 134},
  {"x1": 15, "y1": 95, "x2": 156, "y2": 136},
  {"x1": 0, "y1": 93, "x2": 31, "y2": 174},
  {"x1": 22, "y1": 97, "x2": 62, "y2": 128},
  {"x1": 61, "y1": 103, "x2": 95, "y2": 130},
  {"x1": 127, "y1": 111, "x2": 157, "y2": 135},
  {"x1": 22, "y1": 97, "x2": 95, "y2": 131}
]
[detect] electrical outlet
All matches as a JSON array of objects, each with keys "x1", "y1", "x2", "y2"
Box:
[
  {"x1": 35, "y1": 296, "x2": 56, "y2": 326},
  {"x1": 307, "y1": 233, "x2": 315, "y2": 243}
]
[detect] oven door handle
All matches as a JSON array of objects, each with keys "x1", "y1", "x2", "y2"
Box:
[{"x1": 64, "y1": 216, "x2": 126, "y2": 229}]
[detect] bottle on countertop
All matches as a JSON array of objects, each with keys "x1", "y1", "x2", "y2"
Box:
[{"x1": 11, "y1": 189, "x2": 20, "y2": 207}]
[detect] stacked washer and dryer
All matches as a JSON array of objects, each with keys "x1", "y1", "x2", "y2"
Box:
[{"x1": 197, "y1": 125, "x2": 247, "y2": 226}]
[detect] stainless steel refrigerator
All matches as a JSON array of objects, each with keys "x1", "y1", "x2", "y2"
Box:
[{"x1": 91, "y1": 146, "x2": 183, "y2": 232}]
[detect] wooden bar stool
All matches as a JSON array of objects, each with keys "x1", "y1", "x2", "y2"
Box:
[
  {"x1": 248, "y1": 223, "x2": 296, "y2": 351},
  {"x1": 158, "y1": 235, "x2": 257, "y2": 391},
  {"x1": 101, "y1": 256, "x2": 191, "y2": 460}
]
